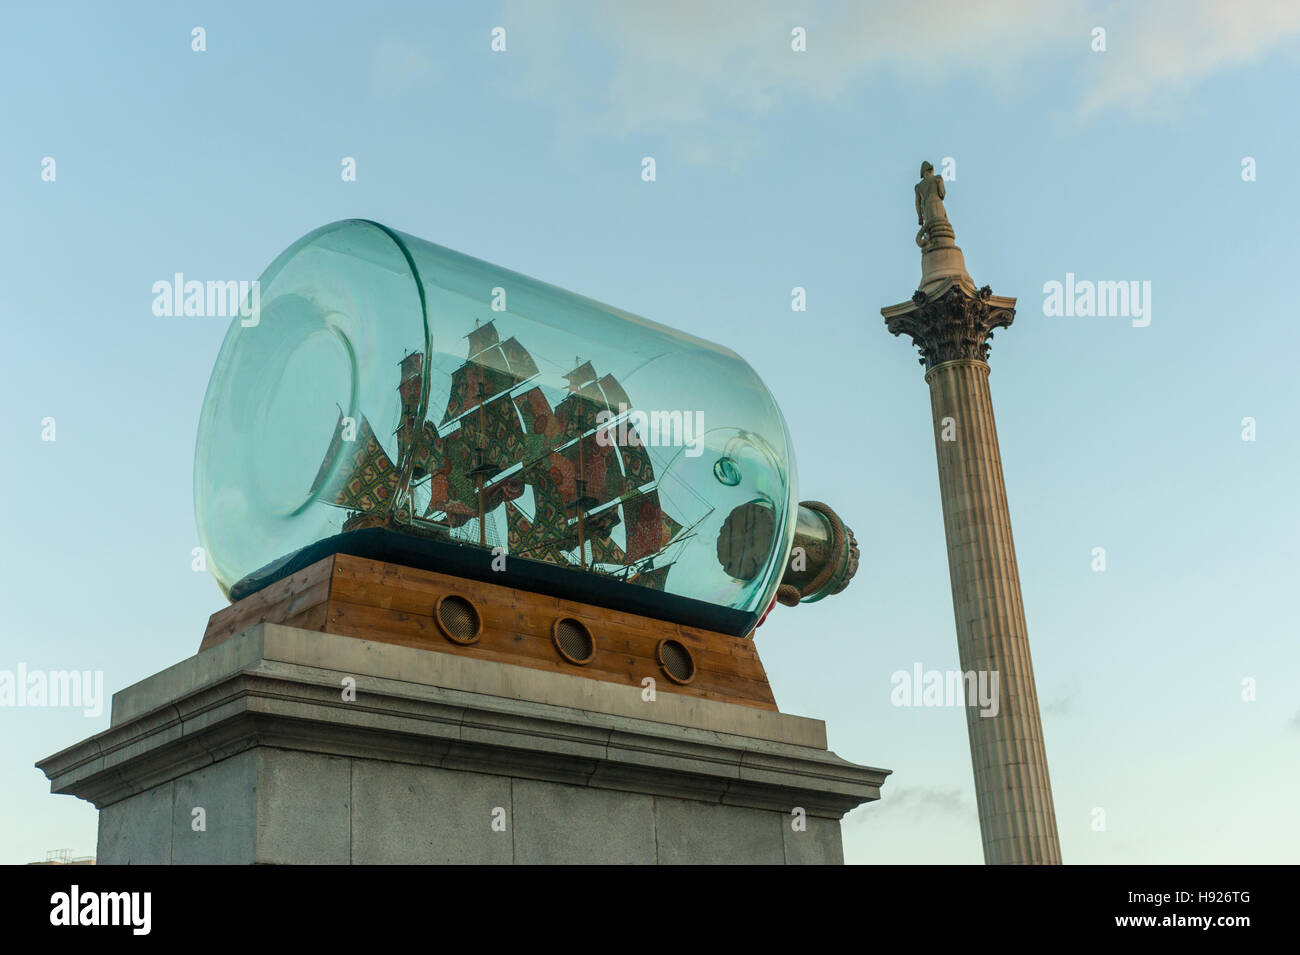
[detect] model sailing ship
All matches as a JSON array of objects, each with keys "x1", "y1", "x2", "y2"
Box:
[{"x1": 304, "y1": 319, "x2": 705, "y2": 596}]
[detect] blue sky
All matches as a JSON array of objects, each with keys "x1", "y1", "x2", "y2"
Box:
[{"x1": 2, "y1": 0, "x2": 1297, "y2": 864}]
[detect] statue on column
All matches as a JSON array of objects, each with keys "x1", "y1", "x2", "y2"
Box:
[{"x1": 915, "y1": 161, "x2": 954, "y2": 249}]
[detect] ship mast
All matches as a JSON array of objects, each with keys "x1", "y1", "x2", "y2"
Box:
[
  {"x1": 468, "y1": 379, "x2": 498, "y2": 547},
  {"x1": 565, "y1": 356, "x2": 600, "y2": 570}
]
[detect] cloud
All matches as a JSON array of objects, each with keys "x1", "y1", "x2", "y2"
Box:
[
  {"x1": 1044, "y1": 692, "x2": 1075, "y2": 717},
  {"x1": 501, "y1": 0, "x2": 1300, "y2": 162},
  {"x1": 1077, "y1": 0, "x2": 1300, "y2": 118},
  {"x1": 503, "y1": 0, "x2": 1076, "y2": 163},
  {"x1": 857, "y1": 785, "x2": 970, "y2": 821}
]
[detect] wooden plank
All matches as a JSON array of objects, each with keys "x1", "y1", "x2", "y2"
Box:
[
  {"x1": 283, "y1": 601, "x2": 329, "y2": 634},
  {"x1": 330, "y1": 553, "x2": 757, "y2": 655},
  {"x1": 200, "y1": 557, "x2": 335, "y2": 651},
  {"x1": 199, "y1": 552, "x2": 776, "y2": 709},
  {"x1": 326, "y1": 555, "x2": 775, "y2": 703},
  {"x1": 323, "y1": 598, "x2": 647, "y2": 686},
  {"x1": 325, "y1": 597, "x2": 774, "y2": 709}
]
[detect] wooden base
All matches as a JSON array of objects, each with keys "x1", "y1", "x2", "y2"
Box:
[{"x1": 201, "y1": 554, "x2": 778, "y2": 710}]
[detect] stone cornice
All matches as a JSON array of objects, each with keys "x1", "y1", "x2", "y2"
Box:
[{"x1": 37, "y1": 627, "x2": 890, "y2": 819}]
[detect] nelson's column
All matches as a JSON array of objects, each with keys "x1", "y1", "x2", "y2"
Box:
[{"x1": 881, "y1": 163, "x2": 1062, "y2": 865}]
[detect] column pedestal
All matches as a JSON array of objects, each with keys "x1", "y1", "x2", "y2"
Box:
[{"x1": 37, "y1": 624, "x2": 889, "y2": 865}]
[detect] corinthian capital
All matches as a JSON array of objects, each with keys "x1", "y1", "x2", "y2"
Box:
[{"x1": 882, "y1": 281, "x2": 1017, "y2": 371}]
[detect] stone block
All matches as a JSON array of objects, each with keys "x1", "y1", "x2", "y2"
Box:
[
  {"x1": 512, "y1": 778, "x2": 656, "y2": 864},
  {"x1": 97, "y1": 781, "x2": 173, "y2": 865},
  {"x1": 653, "y1": 798, "x2": 785, "y2": 865},
  {"x1": 351, "y1": 759, "x2": 513, "y2": 865},
  {"x1": 171, "y1": 749, "x2": 258, "y2": 865},
  {"x1": 256, "y1": 749, "x2": 351, "y2": 864}
]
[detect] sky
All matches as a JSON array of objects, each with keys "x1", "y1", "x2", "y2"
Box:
[{"x1": 2, "y1": 0, "x2": 1298, "y2": 865}]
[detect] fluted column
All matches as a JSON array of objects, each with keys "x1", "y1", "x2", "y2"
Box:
[
  {"x1": 925, "y1": 357, "x2": 1061, "y2": 864},
  {"x1": 882, "y1": 270, "x2": 1062, "y2": 863}
]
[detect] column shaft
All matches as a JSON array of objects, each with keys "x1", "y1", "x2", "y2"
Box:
[{"x1": 925, "y1": 358, "x2": 1061, "y2": 865}]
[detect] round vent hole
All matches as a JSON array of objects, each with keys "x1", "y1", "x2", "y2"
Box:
[
  {"x1": 553, "y1": 617, "x2": 595, "y2": 665},
  {"x1": 658, "y1": 639, "x2": 696, "y2": 684},
  {"x1": 436, "y1": 594, "x2": 481, "y2": 645}
]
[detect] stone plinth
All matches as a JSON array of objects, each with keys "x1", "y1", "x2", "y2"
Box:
[{"x1": 37, "y1": 624, "x2": 889, "y2": 864}]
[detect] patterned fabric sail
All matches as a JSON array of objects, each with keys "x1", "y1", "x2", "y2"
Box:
[
  {"x1": 467, "y1": 322, "x2": 499, "y2": 356},
  {"x1": 564, "y1": 360, "x2": 597, "y2": 391},
  {"x1": 555, "y1": 391, "x2": 604, "y2": 440},
  {"x1": 441, "y1": 360, "x2": 521, "y2": 425},
  {"x1": 415, "y1": 423, "x2": 476, "y2": 525},
  {"x1": 617, "y1": 433, "x2": 655, "y2": 490},
  {"x1": 506, "y1": 499, "x2": 574, "y2": 563},
  {"x1": 623, "y1": 489, "x2": 684, "y2": 563},
  {"x1": 500, "y1": 337, "x2": 539, "y2": 379},
  {"x1": 596, "y1": 373, "x2": 630, "y2": 410},
  {"x1": 588, "y1": 512, "x2": 627, "y2": 566},
  {"x1": 307, "y1": 413, "x2": 400, "y2": 513},
  {"x1": 478, "y1": 395, "x2": 528, "y2": 473},
  {"x1": 515, "y1": 386, "x2": 564, "y2": 460},
  {"x1": 628, "y1": 564, "x2": 672, "y2": 591},
  {"x1": 548, "y1": 434, "x2": 624, "y2": 508},
  {"x1": 441, "y1": 322, "x2": 540, "y2": 426}
]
